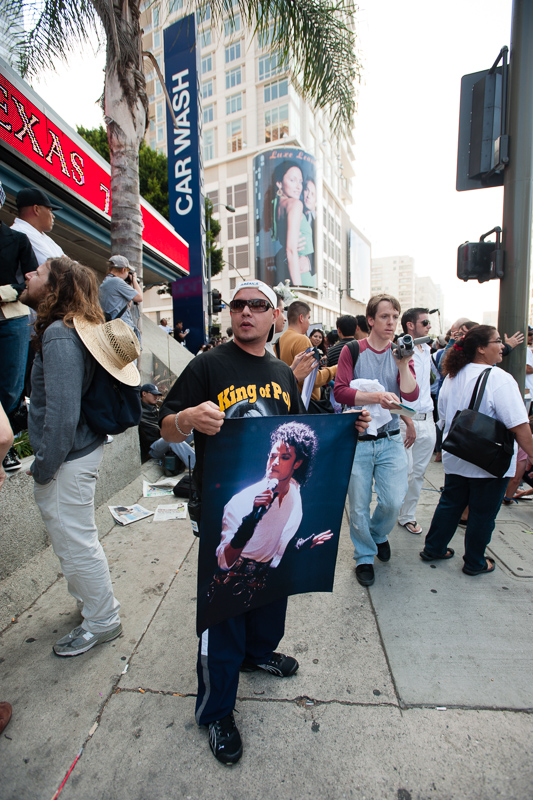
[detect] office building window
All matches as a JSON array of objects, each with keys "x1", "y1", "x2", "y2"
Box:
[
  {"x1": 202, "y1": 54, "x2": 213, "y2": 74},
  {"x1": 156, "y1": 101, "x2": 163, "y2": 122},
  {"x1": 264, "y1": 78, "x2": 288, "y2": 103},
  {"x1": 153, "y1": 30, "x2": 161, "y2": 49},
  {"x1": 153, "y1": 5, "x2": 160, "y2": 26},
  {"x1": 207, "y1": 189, "x2": 219, "y2": 206},
  {"x1": 170, "y1": 0, "x2": 184, "y2": 12},
  {"x1": 227, "y1": 118, "x2": 243, "y2": 153},
  {"x1": 225, "y1": 66, "x2": 242, "y2": 90},
  {"x1": 202, "y1": 79, "x2": 213, "y2": 99},
  {"x1": 157, "y1": 126, "x2": 164, "y2": 142},
  {"x1": 224, "y1": 13, "x2": 241, "y2": 36},
  {"x1": 226, "y1": 92, "x2": 242, "y2": 115},
  {"x1": 235, "y1": 213, "x2": 248, "y2": 238},
  {"x1": 200, "y1": 30, "x2": 212, "y2": 48},
  {"x1": 225, "y1": 42, "x2": 241, "y2": 63},
  {"x1": 196, "y1": 3, "x2": 211, "y2": 24},
  {"x1": 203, "y1": 129, "x2": 215, "y2": 162},
  {"x1": 235, "y1": 243, "x2": 249, "y2": 269},
  {"x1": 258, "y1": 52, "x2": 284, "y2": 82},
  {"x1": 265, "y1": 104, "x2": 288, "y2": 143},
  {"x1": 258, "y1": 21, "x2": 275, "y2": 48},
  {"x1": 203, "y1": 104, "x2": 214, "y2": 124},
  {"x1": 227, "y1": 182, "x2": 247, "y2": 208},
  {"x1": 229, "y1": 277, "x2": 236, "y2": 290}
]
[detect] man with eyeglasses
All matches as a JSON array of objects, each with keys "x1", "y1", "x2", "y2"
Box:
[
  {"x1": 159, "y1": 278, "x2": 369, "y2": 764},
  {"x1": 397, "y1": 308, "x2": 437, "y2": 535}
]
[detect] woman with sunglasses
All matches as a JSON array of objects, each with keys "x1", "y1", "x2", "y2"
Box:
[{"x1": 420, "y1": 325, "x2": 533, "y2": 576}]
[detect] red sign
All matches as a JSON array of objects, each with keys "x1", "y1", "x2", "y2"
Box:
[{"x1": 0, "y1": 68, "x2": 189, "y2": 274}]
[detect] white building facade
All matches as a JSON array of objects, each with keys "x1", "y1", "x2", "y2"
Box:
[{"x1": 141, "y1": 1, "x2": 366, "y2": 332}]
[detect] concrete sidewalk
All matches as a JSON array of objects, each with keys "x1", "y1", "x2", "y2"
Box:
[{"x1": 1, "y1": 459, "x2": 532, "y2": 800}]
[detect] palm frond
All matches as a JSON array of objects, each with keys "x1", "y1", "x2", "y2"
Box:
[
  {"x1": 207, "y1": 0, "x2": 361, "y2": 133},
  {"x1": 0, "y1": 0, "x2": 101, "y2": 77}
]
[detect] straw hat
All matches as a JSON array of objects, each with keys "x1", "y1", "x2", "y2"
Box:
[{"x1": 73, "y1": 317, "x2": 141, "y2": 386}]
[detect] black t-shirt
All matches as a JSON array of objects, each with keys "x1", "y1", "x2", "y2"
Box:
[{"x1": 160, "y1": 341, "x2": 305, "y2": 494}]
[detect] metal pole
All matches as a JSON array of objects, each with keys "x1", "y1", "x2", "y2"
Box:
[
  {"x1": 499, "y1": 0, "x2": 533, "y2": 389},
  {"x1": 207, "y1": 210, "x2": 212, "y2": 333}
]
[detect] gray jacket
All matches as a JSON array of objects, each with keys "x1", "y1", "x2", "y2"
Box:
[{"x1": 29, "y1": 320, "x2": 104, "y2": 484}]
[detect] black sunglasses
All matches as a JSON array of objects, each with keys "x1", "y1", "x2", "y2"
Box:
[
  {"x1": 419, "y1": 319, "x2": 431, "y2": 327},
  {"x1": 229, "y1": 298, "x2": 273, "y2": 313}
]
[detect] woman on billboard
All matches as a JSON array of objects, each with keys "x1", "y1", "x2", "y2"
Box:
[{"x1": 271, "y1": 161, "x2": 315, "y2": 288}]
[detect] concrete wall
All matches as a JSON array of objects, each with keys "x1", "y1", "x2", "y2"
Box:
[{"x1": 0, "y1": 318, "x2": 193, "y2": 629}]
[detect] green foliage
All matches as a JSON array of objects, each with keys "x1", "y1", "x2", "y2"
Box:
[
  {"x1": 13, "y1": 430, "x2": 33, "y2": 459},
  {"x1": 206, "y1": 198, "x2": 224, "y2": 278},
  {"x1": 77, "y1": 126, "x2": 169, "y2": 220}
]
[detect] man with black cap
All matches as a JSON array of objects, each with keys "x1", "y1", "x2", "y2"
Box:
[
  {"x1": 159, "y1": 279, "x2": 370, "y2": 765},
  {"x1": 138, "y1": 382, "x2": 195, "y2": 468},
  {"x1": 0, "y1": 181, "x2": 38, "y2": 470},
  {"x1": 99, "y1": 255, "x2": 142, "y2": 336},
  {"x1": 11, "y1": 186, "x2": 64, "y2": 264}
]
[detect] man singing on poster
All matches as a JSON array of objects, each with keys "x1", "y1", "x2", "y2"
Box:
[{"x1": 210, "y1": 422, "x2": 331, "y2": 604}]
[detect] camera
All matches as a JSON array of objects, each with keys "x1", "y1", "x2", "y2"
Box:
[{"x1": 391, "y1": 335, "x2": 432, "y2": 359}]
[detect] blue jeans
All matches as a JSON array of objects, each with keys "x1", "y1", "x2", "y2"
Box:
[
  {"x1": 423, "y1": 472, "x2": 508, "y2": 572},
  {"x1": 149, "y1": 435, "x2": 196, "y2": 469},
  {"x1": 347, "y1": 432, "x2": 408, "y2": 565},
  {"x1": 0, "y1": 315, "x2": 30, "y2": 415}
]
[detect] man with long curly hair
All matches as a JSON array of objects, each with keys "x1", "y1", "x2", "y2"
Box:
[{"x1": 20, "y1": 256, "x2": 123, "y2": 657}]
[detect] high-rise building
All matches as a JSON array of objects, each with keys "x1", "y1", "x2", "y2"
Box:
[
  {"x1": 371, "y1": 255, "x2": 415, "y2": 312},
  {"x1": 141, "y1": 1, "x2": 366, "y2": 333},
  {"x1": 415, "y1": 276, "x2": 444, "y2": 334}
]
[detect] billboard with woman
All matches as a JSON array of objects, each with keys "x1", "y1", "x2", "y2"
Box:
[{"x1": 254, "y1": 148, "x2": 317, "y2": 289}]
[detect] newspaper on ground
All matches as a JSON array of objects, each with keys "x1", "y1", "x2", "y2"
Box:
[
  {"x1": 109, "y1": 504, "x2": 154, "y2": 526},
  {"x1": 153, "y1": 503, "x2": 188, "y2": 522},
  {"x1": 143, "y1": 475, "x2": 182, "y2": 497}
]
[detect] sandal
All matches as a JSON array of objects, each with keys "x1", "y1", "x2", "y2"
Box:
[
  {"x1": 457, "y1": 518, "x2": 468, "y2": 527},
  {"x1": 419, "y1": 548, "x2": 455, "y2": 562},
  {"x1": 462, "y1": 557, "x2": 495, "y2": 576},
  {"x1": 401, "y1": 521, "x2": 422, "y2": 535}
]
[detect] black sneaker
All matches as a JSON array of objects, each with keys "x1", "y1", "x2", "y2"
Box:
[
  {"x1": 240, "y1": 652, "x2": 299, "y2": 677},
  {"x1": 355, "y1": 564, "x2": 375, "y2": 586},
  {"x1": 2, "y1": 447, "x2": 21, "y2": 472},
  {"x1": 376, "y1": 540, "x2": 391, "y2": 562},
  {"x1": 208, "y1": 712, "x2": 243, "y2": 765}
]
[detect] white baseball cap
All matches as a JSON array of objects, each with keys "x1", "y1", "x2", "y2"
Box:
[{"x1": 230, "y1": 279, "x2": 277, "y2": 309}]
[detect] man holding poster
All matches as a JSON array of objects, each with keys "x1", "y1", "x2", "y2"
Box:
[{"x1": 160, "y1": 279, "x2": 369, "y2": 765}]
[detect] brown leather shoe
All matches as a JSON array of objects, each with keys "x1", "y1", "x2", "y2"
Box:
[{"x1": 0, "y1": 702, "x2": 12, "y2": 734}]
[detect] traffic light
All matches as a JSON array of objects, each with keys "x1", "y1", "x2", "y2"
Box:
[
  {"x1": 457, "y1": 227, "x2": 504, "y2": 283},
  {"x1": 456, "y1": 48, "x2": 509, "y2": 192},
  {"x1": 211, "y1": 289, "x2": 223, "y2": 314}
]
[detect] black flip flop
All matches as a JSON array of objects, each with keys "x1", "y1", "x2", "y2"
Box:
[
  {"x1": 462, "y1": 557, "x2": 495, "y2": 576},
  {"x1": 419, "y1": 548, "x2": 455, "y2": 562}
]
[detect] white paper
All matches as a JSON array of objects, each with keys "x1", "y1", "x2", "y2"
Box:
[{"x1": 153, "y1": 503, "x2": 188, "y2": 522}]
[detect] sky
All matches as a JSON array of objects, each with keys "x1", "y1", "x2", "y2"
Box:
[{"x1": 28, "y1": 0, "x2": 515, "y2": 327}]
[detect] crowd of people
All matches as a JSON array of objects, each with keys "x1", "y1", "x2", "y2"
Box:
[{"x1": 2, "y1": 190, "x2": 533, "y2": 764}]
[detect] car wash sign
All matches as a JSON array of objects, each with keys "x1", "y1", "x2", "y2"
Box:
[{"x1": 164, "y1": 14, "x2": 206, "y2": 353}]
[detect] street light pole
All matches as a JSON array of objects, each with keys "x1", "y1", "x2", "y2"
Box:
[{"x1": 207, "y1": 201, "x2": 235, "y2": 334}]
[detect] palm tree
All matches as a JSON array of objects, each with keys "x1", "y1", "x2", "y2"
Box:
[{"x1": 2, "y1": 0, "x2": 360, "y2": 279}]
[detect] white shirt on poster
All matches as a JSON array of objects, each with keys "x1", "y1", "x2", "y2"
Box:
[
  {"x1": 216, "y1": 477, "x2": 302, "y2": 569},
  {"x1": 11, "y1": 218, "x2": 64, "y2": 265},
  {"x1": 439, "y1": 363, "x2": 528, "y2": 479}
]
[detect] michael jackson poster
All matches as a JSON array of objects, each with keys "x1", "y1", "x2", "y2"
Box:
[{"x1": 196, "y1": 414, "x2": 358, "y2": 633}]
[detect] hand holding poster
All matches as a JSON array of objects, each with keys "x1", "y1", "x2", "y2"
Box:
[{"x1": 196, "y1": 414, "x2": 358, "y2": 634}]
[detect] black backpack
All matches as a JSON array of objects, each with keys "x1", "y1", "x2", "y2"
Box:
[{"x1": 81, "y1": 360, "x2": 142, "y2": 435}]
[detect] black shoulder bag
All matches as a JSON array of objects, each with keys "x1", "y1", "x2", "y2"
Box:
[{"x1": 442, "y1": 368, "x2": 515, "y2": 477}]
